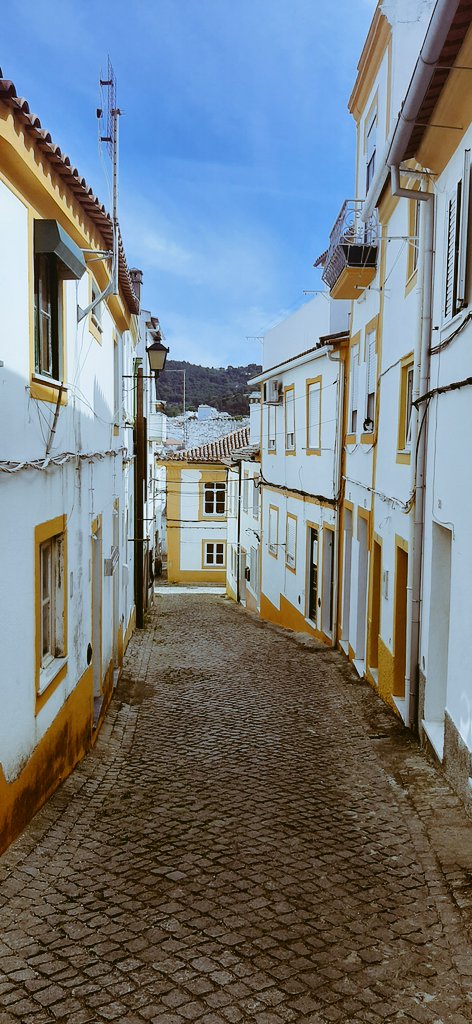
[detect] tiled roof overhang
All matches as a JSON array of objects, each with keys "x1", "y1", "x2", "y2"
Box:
[
  {"x1": 0, "y1": 74, "x2": 140, "y2": 316},
  {"x1": 163, "y1": 426, "x2": 251, "y2": 463},
  {"x1": 404, "y1": 0, "x2": 472, "y2": 160}
]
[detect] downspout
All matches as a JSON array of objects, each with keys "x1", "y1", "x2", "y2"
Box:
[
  {"x1": 405, "y1": 195, "x2": 434, "y2": 731},
  {"x1": 327, "y1": 346, "x2": 345, "y2": 648},
  {"x1": 236, "y1": 460, "x2": 242, "y2": 604}
]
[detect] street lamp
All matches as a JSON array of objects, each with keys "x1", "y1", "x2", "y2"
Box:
[{"x1": 146, "y1": 338, "x2": 169, "y2": 375}]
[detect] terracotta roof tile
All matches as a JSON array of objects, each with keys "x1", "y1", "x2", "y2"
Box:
[
  {"x1": 163, "y1": 426, "x2": 250, "y2": 463},
  {"x1": 0, "y1": 73, "x2": 139, "y2": 315}
]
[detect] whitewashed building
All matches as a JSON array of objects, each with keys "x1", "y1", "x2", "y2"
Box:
[
  {"x1": 0, "y1": 73, "x2": 156, "y2": 850},
  {"x1": 317, "y1": 0, "x2": 472, "y2": 804},
  {"x1": 226, "y1": 395, "x2": 261, "y2": 613},
  {"x1": 249, "y1": 297, "x2": 349, "y2": 640}
]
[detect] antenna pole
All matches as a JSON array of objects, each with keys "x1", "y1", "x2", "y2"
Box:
[{"x1": 112, "y1": 104, "x2": 120, "y2": 295}]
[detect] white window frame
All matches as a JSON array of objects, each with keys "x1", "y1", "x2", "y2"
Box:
[
  {"x1": 249, "y1": 546, "x2": 259, "y2": 595},
  {"x1": 37, "y1": 525, "x2": 67, "y2": 695},
  {"x1": 365, "y1": 329, "x2": 377, "y2": 430},
  {"x1": 268, "y1": 505, "x2": 279, "y2": 557},
  {"x1": 285, "y1": 514, "x2": 297, "y2": 571},
  {"x1": 444, "y1": 149, "x2": 470, "y2": 321},
  {"x1": 204, "y1": 541, "x2": 225, "y2": 567},
  {"x1": 285, "y1": 387, "x2": 295, "y2": 452},
  {"x1": 203, "y1": 481, "x2": 226, "y2": 517},
  {"x1": 307, "y1": 378, "x2": 322, "y2": 453},
  {"x1": 268, "y1": 404, "x2": 276, "y2": 451},
  {"x1": 252, "y1": 475, "x2": 260, "y2": 518},
  {"x1": 365, "y1": 107, "x2": 377, "y2": 193},
  {"x1": 349, "y1": 344, "x2": 359, "y2": 435}
]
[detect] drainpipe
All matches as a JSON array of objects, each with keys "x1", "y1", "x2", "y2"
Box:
[
  {"x1": 327, "y1": 346, "x2": 345, "y2": 648},
  {"x1": 236, "y1": 460, "x2": 242, "y2": 604}
]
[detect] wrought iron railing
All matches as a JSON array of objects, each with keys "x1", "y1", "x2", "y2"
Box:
[{"x1": 321, "y1": 200, "x2": 378, "y2": 291}]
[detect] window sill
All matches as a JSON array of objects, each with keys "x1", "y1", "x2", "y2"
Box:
[
  {"x1": 285, "y1": 561, "x2": 297, "y2": 574},
  {"x1": 268, "y1": 548, "x2": 278, "y2": 559},
  {"x1": 345, "y1": 433, "x2": 357, "y2": 446},
  {"x1": 285, "y1": 448, "x2": 297, "y2": 457},
  {"x1": 405, "y1": 269, "x2": 418, "y2": 297},
  {"x1": 30, "y1": 376, "x2": 68, "y2": 406},
  {"x1": 36, "y1": 657, "x2": 68, "y2": 712},
  {"x1": 396, "y1": 450, "x2": 411, "y2": 465},
  {"x1": 421, "y1": 718, "x2": 445, "y2": 761},
  {"x1": 360, "y1": 432, "x2": 376, "y2": 445}
]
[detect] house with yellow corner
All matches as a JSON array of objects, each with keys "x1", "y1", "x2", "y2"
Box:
[
  {"x1": 249, "y1": 295, "x2": 349, "y2": 642},
  {"x1": 315, "y1": 0, "x2": 472, "y2": 806},
  {"x1": 158, "y1": 427, "x2": 250, "y2": 585},
  {"x1": 0, "y1": 71, "x2": 159, "y2": 852}
]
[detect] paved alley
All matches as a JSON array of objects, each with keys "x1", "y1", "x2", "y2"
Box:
[{"x1": 1, "y1": 594, "x2": 472, "y2": 1024}]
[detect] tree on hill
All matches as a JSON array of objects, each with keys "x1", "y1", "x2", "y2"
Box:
[{"x1": 156, "y1": 361, "x2": 262, "y2": 417}]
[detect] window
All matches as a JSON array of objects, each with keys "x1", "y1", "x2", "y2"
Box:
[
  {"x1": 203, "y1": 481, "x2": 226, "y2": 516},
  {"x1": 268, "y1": 404, "x2": 276, "y2": 451},
  {"x1": 268, "y1": 505, "x2": 279, "y2": 557},
  {"x1": 307, "y1": 378, "x2": 321, "y2": 453},
  {"x1": 286, "y1": 514, "x2": 297, "y2": 570},
  {"x1": 113, "y1": 334, "x2": 121, "y2": 426},
  {"x1": 349, "y1": 344, "x2": 359, "y2": 435},
  {"x1": 204, "y1": 542, "x2": 225, "y2": 567},
  {"x1": 91, "y1": 278, "x2": 103, "y2": 333},
  {"x1": 34, "y1": 254, "x2": 62, "y2": 380},
  {"x1": 364, "y1": 330, "x2": 377, "y2": 430},
  {"x1": 285, "y1": 386, "x2": 295, "y2": 451},
  {"x1": 397, "y1": 356, "x2": 414, "y2": 455},
  {"x1": 242, "y1": 474, "x2": 249, "y2": 513},
  {"x1": 444, "y1": 149, "x2": 470, "y2": 320},
  {"x1": 252, "y1": 475, "x2": 260, "y2": 518},
  {"x1": 412, "y1": 201, "x2": 420, "y2": 276},
  {"x1": 35, "y1": 517, "x2": 67, "y2": 696},
  {"x1": 365, "y1": 107, "x2": 377, "y2": 193}
]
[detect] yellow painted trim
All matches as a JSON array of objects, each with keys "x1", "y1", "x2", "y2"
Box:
[
  {"x1": 364, "y1": 315, "x2": 379, "y2": 357},
  {"x1": 0, "y1": 113, "x2": 134, "y2": 328},
  {"x1": 260, "y1": 591, "x2": 330, "y2": 645},
  {"x1": 378, "y1": 188, "x2": 400, "y2": 226},
  {"x1": 124, "y1": 606, "x2": 136, "y2": 653},
  {"x1": 166, "y1": 465, "x2": 181, "y2": 582},
  {"x1": 306, "y1": 375, "x2": 322, "y2": 455},
  {"x1": 330, "y1": 263, "x2": 376, "y2": 300},
  {"x1": 348, "y1": 642, "x2": 356, "y2": 662},
  {"x1": 268, "y1": 503, "x2": 279, "y2": 559},
  {"x1": 30, "y1": 377, "x2": 68, "y2": 406},
  {"x1": 345, "y1": 433, "x2": 357, "y2": 446},
  {"x1": 285, "y1": 512, "x2": 298, "y2": 573},
  {"x1": 343, "y1": 499, "x2": 354, "y2": 513},
  {"x1": 34, "y1": 514, "x2": 68, "y2": 708},
  {"x1": 349, "y1": 11, "x2": 391, "y2": 121},
  {"x1": 386, "y1": 38, "x2": 392, "y2": 134},
  {"x1": 397, "y1": 352, "x2": 414, "y2": 463},
  {"x1": 360, "y1": 432, "x2": 376, "y2": 445},
  {"x1": 284, "y1": 384, "x2": 296, "y2": 455},
  {"x1": 0, "y1": 664, "x2": 93, "y2": 855},
  {"x1": 363, "y1": 90, "x2": 378, "y2": 154},
  {"x1": 416, "y1": 27, "x2": 472, "y2": 175},
  {"x1": 321, "y1": 521, "x2": 336, "y2": 641}
]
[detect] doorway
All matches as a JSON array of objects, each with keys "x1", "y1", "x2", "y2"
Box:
[
  {"x1": 369, "y1": 539, "x2": 382, "y2": 676},
  {"x1": 322, "y1": 527, "x2": 335, "y2": 637},
  {"x1": 307, "y1": 527, "x2": 319, "y2": 626},
  {"x1": 393, "y1": 543, "x2": 408, "y2": 698},
  {"x1": 341, "y1": 509, "x2": 353, "y2": 646},
  {"x1": 91, "y1": 517, "x2": 102, "y2": 715},
  {"x1": 356, "y1": 514, "x2": 369, "y2": 664},
  {"x1": 424, "y1": 523, "x2": 452, "y2": 758}
]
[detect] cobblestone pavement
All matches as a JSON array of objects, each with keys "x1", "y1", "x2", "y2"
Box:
[{"x1": 1, "y1": 594, "x2": 472, "y2": 1024}]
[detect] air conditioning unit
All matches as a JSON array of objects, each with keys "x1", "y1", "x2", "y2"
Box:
[{"x1": 264, "y1": 379, "x2": 283, "y2": 404}]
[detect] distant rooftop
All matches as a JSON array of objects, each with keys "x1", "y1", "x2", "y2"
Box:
[{"x1": 161, "y1": 426, "x2": 250, "y2": 463}]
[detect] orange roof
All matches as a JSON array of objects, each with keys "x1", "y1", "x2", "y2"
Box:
[
  {"x1": 0, "y1": 73, "x2": 139, "y2": 315},
  {"x1": 163, "y1": 426, "x2": 250, "y2": 463}
]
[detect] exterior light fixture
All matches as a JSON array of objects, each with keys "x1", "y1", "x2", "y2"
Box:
[{"x1": 146, "y1": 338, "x2": 169, "y2": 375}]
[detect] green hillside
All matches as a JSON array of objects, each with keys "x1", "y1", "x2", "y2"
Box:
[{"x1": 155, "y1": 360, "x2": 262, "y2": 417}]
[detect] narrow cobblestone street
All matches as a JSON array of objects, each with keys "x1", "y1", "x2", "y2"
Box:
[{"x1": 1, "y1": 594, "x2": 472, "y2": 1024}]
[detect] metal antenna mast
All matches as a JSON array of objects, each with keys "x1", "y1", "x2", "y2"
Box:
[
  {"x1": 77, "y1": 57, "x2": 121, "y2": 321},
  {"x1": 99, "y1": 58, "x2": 121, "y2": 295}
]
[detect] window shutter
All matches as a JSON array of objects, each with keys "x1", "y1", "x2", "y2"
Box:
[
  {"x1": 445, "y1": 189, "x2": 459, "y2": 319},
  {"x1": 457, "y1": 148, "x2": 471, "y2": 309}
]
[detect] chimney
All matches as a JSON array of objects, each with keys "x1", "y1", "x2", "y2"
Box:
[{"x1": 130, "y1": 268, "x2": 143, "y2": 304}]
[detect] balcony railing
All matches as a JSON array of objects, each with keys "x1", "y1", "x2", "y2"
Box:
[{"x1": 318, "y1": 199, "x2": 378, "y2": 297}]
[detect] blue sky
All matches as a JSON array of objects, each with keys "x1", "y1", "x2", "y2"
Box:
[{"x1": 2, "y1": 0, "x2": 375, "y2": 367}]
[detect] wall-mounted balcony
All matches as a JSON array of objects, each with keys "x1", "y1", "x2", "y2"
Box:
[{"x1": 315, "y1": 200, "x2": 378, "y2": 300}]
